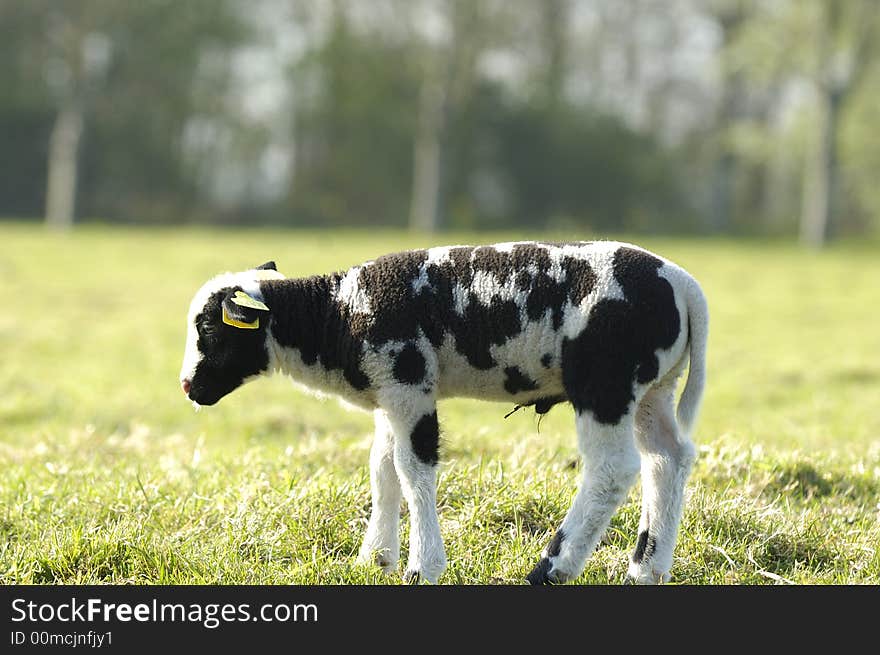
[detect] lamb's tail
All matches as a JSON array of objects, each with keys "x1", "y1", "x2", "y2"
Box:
[{"x1": 676, "y1": 277, "x2": 709, "y2": 439}]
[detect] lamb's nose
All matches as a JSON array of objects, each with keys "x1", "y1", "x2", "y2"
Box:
[{"x1": 181, "y1": 378, "x2": 192, "y2": 395}]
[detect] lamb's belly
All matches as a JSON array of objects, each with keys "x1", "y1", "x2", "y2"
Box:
[{"x1": 435, "y1": 336, "x2": 564, "y2": 404}]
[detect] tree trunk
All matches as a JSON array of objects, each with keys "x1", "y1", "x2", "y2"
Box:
[
  {"x1": 800, "y1": 87, "x2": 841, "y2": 248},
  {"x1": 541, "y1": 0, "x2": 568, "y2": 109},
  {"x1": 45, "y1": 100, "x2": 84, "y2": 230},
  {"x1": 409, "y1": 69, "x2": 447, "y2": 233},
  {"x1": 710, "y1": 151, "x2": 734, "y2": 233},
  {"x1": 408, "y1": 0, "x2": 485, "y2": 232}
]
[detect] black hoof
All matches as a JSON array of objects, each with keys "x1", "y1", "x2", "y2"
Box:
[
  {"x1": 403, "y1": 569, "x2": 421, "y2": 584},
  {"x1": 526, "y1": 558, "x2": 557, "y2": 585}
]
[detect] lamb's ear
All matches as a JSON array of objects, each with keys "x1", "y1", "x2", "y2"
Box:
[
  {"x1": 255, "y1": 261, "x2": 276, "y2": 271},
  {"x1": 221, "y1": 290, "x2": 270, "y2": 330}
]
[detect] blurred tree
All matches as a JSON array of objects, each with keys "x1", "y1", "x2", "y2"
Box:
[
  {"x1": 285, "y1": 0, "x2": 419, "y2": 227},
  {"x1": 2, "y1": 0, "x2": 877, "y2": 239},
  {"x1": 539, "y1": 0, "x2": 569, "y2": 111},
  {"x1": 0, "y1": 0, "x2": 248, "y2": 225},
  {"x1": 708, "y1": 0, "x2": 750, "y2": 234},
  {"x1": 711, "y1": 0, "x2": 795, "y2": 235},
  {"x1": 727, "y1": 0, "x2": 879, "y2": 246},
  {"x1": 800, "y1": 0, "x2": 878, "y2": 247},
  {"x1": 489, "y1": 101, "x2": 684, "y2": 231},
  {"x1": 280, "y1": 0, "x2": 697, "y2": 233},
  {"x1": 841, "y1": 66, "x2": 880, "y2": 234},
  {"x1": 0, "y1": 3, "x2": 54, "y2": 219},
  {"x1": 407, "y1": 0, "x2": 502, "y2": 233},
  {"x1": 84, "y1": 1, "x2": 248, "y2": 223},
  {"x1": 43, "y1": 2, "x2": 112, "y2": 230}
]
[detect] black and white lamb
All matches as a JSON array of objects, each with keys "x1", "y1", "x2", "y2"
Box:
[{"x1": 179, "y1": 241, "x2": 709, "y2": 585}]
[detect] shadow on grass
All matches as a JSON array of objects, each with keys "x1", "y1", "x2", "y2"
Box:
[
  {"x1": 696, "y1": 444, "x2": 880, "y2": 505},
  {"x1": 685, "y1": 493, "x2": 843, "y2": 583},
  {"x1": 759, "y1": 460, "x2": 878, "y2": 502}
]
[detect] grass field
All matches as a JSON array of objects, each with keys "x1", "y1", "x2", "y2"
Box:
[{"x1": 1, "y1": 222, "x2": 878, "y2": 584}]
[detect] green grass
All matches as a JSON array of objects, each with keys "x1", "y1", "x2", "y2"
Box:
[{"x1": 1, "y1": 222, "x2": 878, "y2": 584}]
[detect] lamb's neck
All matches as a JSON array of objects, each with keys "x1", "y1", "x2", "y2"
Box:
[{"x1": 259, "y1": 275, "x2": 371, "y2": 402}]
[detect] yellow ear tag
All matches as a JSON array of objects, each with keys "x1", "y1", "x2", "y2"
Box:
[
  {"x1": 230, "y1": 290, "x2": 270, "y2": 312},
  {"x1": 221, "y1": 306, "x2": 259, "y2": 330}
]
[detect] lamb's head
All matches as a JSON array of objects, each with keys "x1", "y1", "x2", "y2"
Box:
[{"x1": 179, "y1": 261, "x2": 284, "y2": 407}]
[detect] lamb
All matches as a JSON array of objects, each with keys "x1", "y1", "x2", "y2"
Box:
[{"x1": 179, "y1": 241, "x2": 708, "y2": 584}]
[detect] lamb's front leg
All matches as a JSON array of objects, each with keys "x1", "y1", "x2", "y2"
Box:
[
  {"x1": 357, "y1": 409, "x2": 401, "y2": 574},
  {"x1": 382, "y1": 398, "x2": 445, "y2": 584}
]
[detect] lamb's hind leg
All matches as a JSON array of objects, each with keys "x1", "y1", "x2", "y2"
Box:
[
  {"x1": 357, "y1": 409, "x2": 401, "y2": 574},
  {"x1": 627, "y1": 384, "x2": 695, "y2": 584},
  {"x1": 527, "y1": 411, "x2": 640, "y2": 584}
]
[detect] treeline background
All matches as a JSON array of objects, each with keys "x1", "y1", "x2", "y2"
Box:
[{"x1": 1, "y1": 0, "x2": 878, "y2": 246}]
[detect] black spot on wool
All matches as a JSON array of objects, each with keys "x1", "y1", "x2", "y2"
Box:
[
  {"x1": 394, "y1": 344, "x2": 426, "y2": 385},
  {"x1": 436, "y1": 247, "x2": 475, "y2": 287},
  {"x1": 562, "y1": 247, "x2": 681, "y2": 424},
  {"x1": 421, "y1": 243, "x2": 596, "y2": 369},
  {"x1": 260, "y1": 276, "x2": 371, "y2": 391},
  {"x1": 353, "y1": 250, "x2": 430, "y2": 345},
  {"x1": 472, "y1": 246, "x2": 516, "y2": 284},
  {"x1": 451, "y1": 295, "x2": 521, "y2": 370},
  {"x1": 188, "y1": 287, "x2": 270, "y2": 405},
  {"x1": 561, "y1": 256, "x2": 596, "y2": 306},
  {"x1": 632, "y1": 531, "x2": 649, "y2": 564},
  {"x1": 632, "y1": 530, "x2": 657, "y2": 564},
  {"x1": 547, "y1": 529, "x2": 565, "y2": 557},
  {"x1": 347, "y1": 247, "x2": 520, "y2": 371},
  {"x1": 516, "y1": 246, "x2": 597, "y2": 331},
  {"x1": 503, "y1": 366, "x2": 539, "y2": 395},
  {"x1": 410, "y1": 412, "x2": 440, "y2": 466},
  {"x1": 418, "y1": 246, "x2": 525, "y2": 369},
  {"x1": 541, "y1": 353, "x2": 553, "y2": 368}
]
